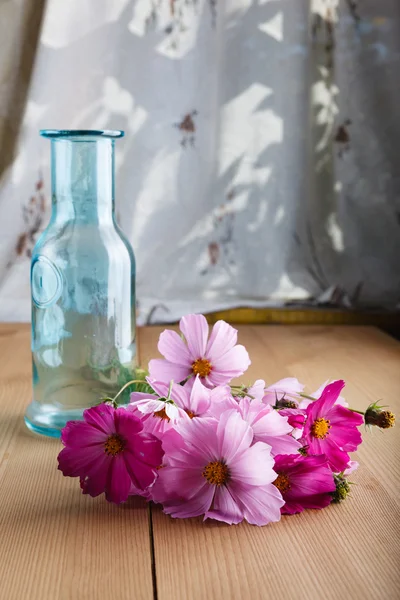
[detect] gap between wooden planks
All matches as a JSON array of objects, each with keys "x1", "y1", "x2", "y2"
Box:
[{"x1": 139, "y1": 325, "x2": 400, "y2": 600}]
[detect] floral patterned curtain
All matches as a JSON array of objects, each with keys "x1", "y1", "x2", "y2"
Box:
[{"x1": 0, "y1": 0, "x2": 399, "y2": 324}]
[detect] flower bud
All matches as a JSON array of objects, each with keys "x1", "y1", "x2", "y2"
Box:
[
  {"x1": 276, "y1": 398, "x2": 298, "y2": 409},
  {"x1": 331, "y1": 474, "x2": 351, "y2": 503},
  {"x1": 365, "y1": 407, "x2": 395, "y2": 429}
]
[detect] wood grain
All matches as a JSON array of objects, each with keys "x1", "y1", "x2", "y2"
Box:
[
  {"x1": 0, "y1": 325, "x2": 154, "y2": 600},
  {"x1": 139, "y1": 325, "x2": 400, "y2": 600}
]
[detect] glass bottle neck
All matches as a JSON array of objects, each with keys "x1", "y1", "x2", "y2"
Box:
[{"x1": 51, "y1": 138, "x2": 115, "y2": 225}]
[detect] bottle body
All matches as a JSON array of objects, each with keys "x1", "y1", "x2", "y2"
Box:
[{"x1": 25, "y1": 130, "x2": 136, "y2": 437}]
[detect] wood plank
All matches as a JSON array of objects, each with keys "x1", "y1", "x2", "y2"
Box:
[
  {"x1": 0, "y1": 324, "x2": 155, "y2": 600},
  {"x1": 140, "y1": 325, "x2": 400, "y2": 600}
]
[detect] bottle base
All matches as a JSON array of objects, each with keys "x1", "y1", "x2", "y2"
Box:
[{"x1": 24, "y1": 402, "x2": 85, "y2": 438}]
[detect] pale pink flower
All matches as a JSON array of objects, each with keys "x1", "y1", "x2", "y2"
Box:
[
  {"x1": 246, "y1": 379, "x2": 266, "y2": 401},
  {"x1": 343, "y1": 460, "x2": 359, "y2": 476},
  {"x1": 262, "y1": 378, "x2": 305, "y2": 406},
  {"x1": 149, "y1": 314, "x2": 251, "y2": 388},
  {"x1": 228, "y1": 397, "x2": 301, "y2": 456},
  {"x1": 152, "y1": 411, "x2": 284, "y2": 525},
  {"x1": 129, "y1": 380, "x2": 189, "y2": 437},
  {"x1": 130, "y1": 377, "x2": 232, "y2": 435}
]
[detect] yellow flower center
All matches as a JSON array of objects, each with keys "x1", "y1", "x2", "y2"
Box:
[
  {"x1": 185, "y1": 409, "x2": 196, "y2": 419},
  {"x1": 311, "y1": 417, "x2": 331, "y2": 439},
  {"x1": 154, "y1": 407, "x2": 170, "y2": 421},
  {"x1": 104, "y1": 434, "x2": 126, "y2": 456},
  {"x1": 192, "y1": 358, "x2": 212, "y2": 378},
  {"x1": 380, "y1": 411, "x2": 396, "y2": 429},
  {"x1": 202, "y1": 461, "x2": 230, "y2": 486},
  {"x1": 273, "y1": 473, "x2": 291, "y2": 494}
]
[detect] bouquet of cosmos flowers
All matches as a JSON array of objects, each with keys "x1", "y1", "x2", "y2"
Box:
[{"x1": 58, "y1": 314, "x2": 395, "y2": 526}]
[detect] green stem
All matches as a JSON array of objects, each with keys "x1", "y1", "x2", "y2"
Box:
[
  {"x1": 167, "y1": 380, "x2": 174, "y2": 400},
  {"x1": 112, "y1": 379, "x2": 149, "y2": 403},
  {"x1": 301, "y1": 391, "x2": 365, "y2": 416},
  {"x1": 299, "y1": 392, "x2": 317, "y2": 401}
]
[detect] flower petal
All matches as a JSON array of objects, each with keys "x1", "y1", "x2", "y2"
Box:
[
  {"x1": 229, "y1": 481, "x2": 284, "y2": 526},
  {"x1": 205, "y1": 486, "x2": 243, "y2": 524},
  {"x1": 216, "y1": 411, "x2": 253, "y2": 463},
  {"x1": 162, "y1": 483, "x2": 214, "y2": 519},
  {"x1": 263, "y1": 377, "x2": 304, "y2": 405},
  {"x1": 247, "y1": 379, "x2": 266, "y2": 402},
  {"x1": 106, "y1": 456, "x2": 132, "y2": 503},
  {"x1": 314, "y1": 380, "x2": 346, "y2": 416},
  {"x1": 148, "y1": 358, "x2": 190, "y2": 385},
  {"x1": 58, "y1": 444, "x2": 104, "y2": 477},
  {"x1": 251, "y1": 405, "x2": 293, "y2": 436},
  {"x1": 83, "y1": 403, "x2": 116, "y2": 434},
  {"x1": 80, "y1": 452, "x2": 112, "y2": 498},
  {"x1": 136, "y1": 399, "x2": 166, "y2": 415},
  {"x1": 61, "y1": 420, "x2": 106, "y2": 448},
  {"x1": 114, "y1": 407, "x2": 143, "y2": 437},
  {"x1": 210, "y1": 345, "x2": 251, "y2": 384},
  {"x1": 206, "y1": 320, "x2": 238, "y2": 361},
  {"x1": 179, "y1": 314, "x2": 209, "y2": 359},
  {"x1": 155, "y1": 464, "x2": 205, "y2": 499},
  {"x1": 230, "y1": 442, "x2": 275, "y2": 486},
  {"x1": 158, "y1": 329, "x2": 192, "y2": 365},
  {"x1": 123, "y1": 451, "x2": 157, "y2": 491},
  {"x1": 262, "y1": 434, "x2": 301, "y2": 456},
  {"x1": 322, "y1": 436, "x2": 351, "y2": 472},
  {"x1": 188, "y1": 376, "x2": 211, "y2": 415},
  {"x1": 130, "y1": 391, "x2": 157, "y2": 403},
  {"x1": 178, "y1": 417, "x2": 220, "y2": 461}
]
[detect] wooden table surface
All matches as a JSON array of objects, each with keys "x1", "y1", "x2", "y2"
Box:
[{"x1": 0, "y1": 324, "x2": 399, "y2": 600}]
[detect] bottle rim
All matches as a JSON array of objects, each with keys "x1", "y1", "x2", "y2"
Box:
[{"x1": 40, "y1": 129, "x2": 124, "y2": 139}]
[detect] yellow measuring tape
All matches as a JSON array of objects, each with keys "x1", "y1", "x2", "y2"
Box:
[{"x1": 205, "y1": 307, "x2": 400, "y2": 326}]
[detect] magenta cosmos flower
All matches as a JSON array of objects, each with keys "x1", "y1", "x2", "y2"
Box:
[
  {"x1": 148, "y1": 314, "x2": 251, "y2": 388},
  {"x1": 302, "y1": 380, "x2": 363, "y2": 472},
  {"x1": 151, "y1": 411, "x2": 284, "y2": 525},
  {"x1": 273, "y1": 454, "x2": 336, "y2": 514},
  {"x1": 58, "y1": 404, "x2": 163, "y2": 504}
]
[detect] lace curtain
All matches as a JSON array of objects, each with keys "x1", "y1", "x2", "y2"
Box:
[{"x1": 0, "y1": 0, "x2": 399, "y2": 324}]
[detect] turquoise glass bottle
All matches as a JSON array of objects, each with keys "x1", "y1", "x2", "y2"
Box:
[{"x1": 25, "y1": 130, "x2": 136, "y2": 437}]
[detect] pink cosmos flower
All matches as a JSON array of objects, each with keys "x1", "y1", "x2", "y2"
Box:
[
  {"x1": 129, "y1": 377, "x2": 231, "y2": 436},
  {"x1": 262, "y1": 378, "x2": 305, "y2": 406},
  {"x1": 129, "y1": 380, "x2": 189, "y2": 437},
  {"x1": 148, "y1": 314, "x2": 251, "y2": 388},
  {"x1": 226, "y1": 397, "x2": 301, "y2": 456},
  {"x1": 58, "y1": 404, "x2": 164, "y2": 504},
  {"x1": 273, "y1": 454, "x2": 336, "y2": 514},
  {"x1": 151, "y1": 411, "x2": 284, "y2": 525},
  {"x1": 302, "y1": 380, "x2": 363, "y2": 472},
  {"x1": 245, "y1": 379, "x2": 266, "y2": 401}
]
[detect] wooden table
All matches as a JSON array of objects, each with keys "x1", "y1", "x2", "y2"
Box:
[{"x1": 0, "y1": 324, "x2": 399, "y2": 600}]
